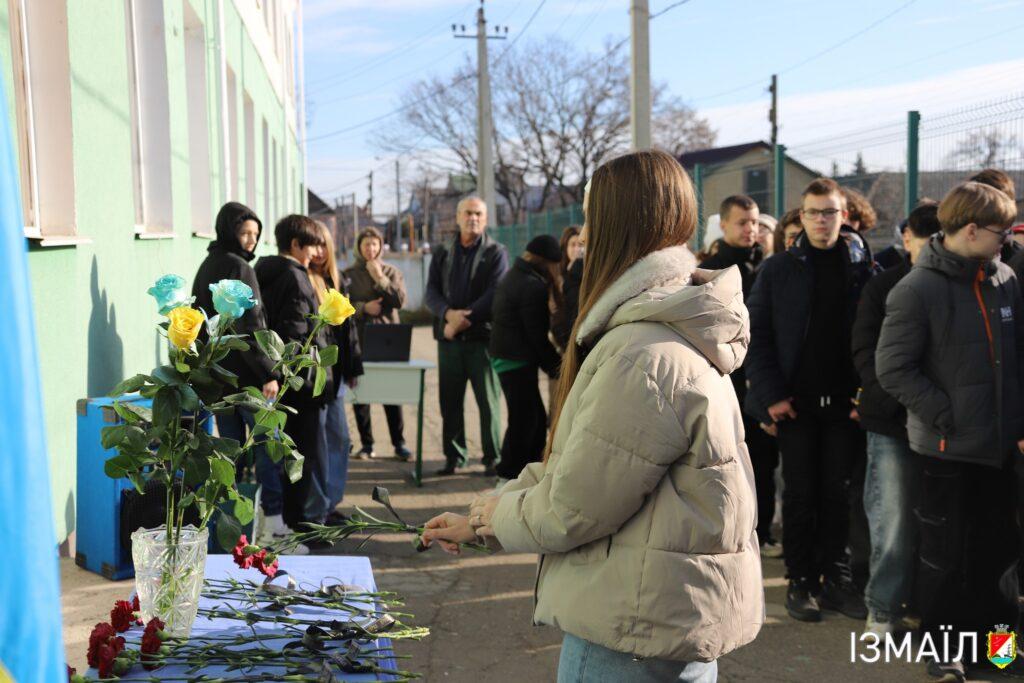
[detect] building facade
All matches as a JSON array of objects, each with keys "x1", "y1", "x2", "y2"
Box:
[{"x1": 0, "y1": 0, "x2": 305, "y2": 546}]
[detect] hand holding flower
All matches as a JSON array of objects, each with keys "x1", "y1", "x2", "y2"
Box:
[{"x1": 421, "y1": 513, "x2": 478, "y2": 555}]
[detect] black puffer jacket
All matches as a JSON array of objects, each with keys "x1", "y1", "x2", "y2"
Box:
[
  {"x1": 877, "y1": 236, "x2": 1024, "y2": 467},
  {"x1": 424, "y1": 234, "x2": 509, "y2": 342},
  {"x1": 552, "y1": 257, "x2": 583, "y2": 349},
  {"x1": 851, "y1": 260, "x2": 910, "y2": 440},
  {"x1": 745, "y1": 227, "x2": 876, "y2": 423},
  {"x1": 191, "y1": 202, "x2": 277, "y2": 390},
  {"x1": 489, "y1": 257, "x2": 561, "y2": 378},
  {"x1": 254, "y1": 255, "x2": 333, "y2": 408}
]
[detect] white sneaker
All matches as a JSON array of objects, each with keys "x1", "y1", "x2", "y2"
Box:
[
  {"x1": 760, "y1": 539, "x2": 784, "y2": 558},
  {"x1": 863, "y1": 615, "x2": 895, "y2": 637},
  {"x1": 255, "y1": 514, "x2": 310, "y2": 554}
]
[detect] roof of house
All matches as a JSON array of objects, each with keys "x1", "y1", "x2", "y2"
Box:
[
  {"x1": 678, "y1": 140, "x2": 821, "y2": 178},
  {"x1": 307, "y1": 189, "x2": 331, "y2": 215}
]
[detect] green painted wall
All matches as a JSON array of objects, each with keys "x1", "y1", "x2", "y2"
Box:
[{"x1": 0, "y1": 0, "x2": 303, "y2": 543}]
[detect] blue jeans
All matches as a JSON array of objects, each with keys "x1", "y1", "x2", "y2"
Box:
[
  {"x1": 315, "y1": 383, "x2": 352, "y2": 510},
  {"x1": 863, "y1": 431, "x2": 921, "y2": 620},
  {"x1": 557, "y1": 633, "x2": 717, "y2": 683},
  {"x1": 217, "y1": 409, "x2": 282, "y2": 516}
]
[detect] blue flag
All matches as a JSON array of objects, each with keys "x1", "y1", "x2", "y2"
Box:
[{"x1": 0, "y1": 84, "x2": 66, "y2": 678}]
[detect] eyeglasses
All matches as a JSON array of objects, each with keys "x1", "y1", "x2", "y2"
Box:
[
  {"x1": 979, "y1": 225, "x2": 1012, "y2": 240},
  {"x1": 801, "y1": 208, "x2": 841, "y2": 219}
]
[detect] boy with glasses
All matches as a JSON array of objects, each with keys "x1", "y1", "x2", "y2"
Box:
[
  {"x1": 746, "y1": 178, "x2": 876, "y2": 623},
  {"x1": 877, "y1": 182, "x2": 1024, "y2": 681}
]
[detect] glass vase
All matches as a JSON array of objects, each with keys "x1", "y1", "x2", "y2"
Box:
[{"x1": 131, "y1": 525, "x2": 208, "y2": 638}]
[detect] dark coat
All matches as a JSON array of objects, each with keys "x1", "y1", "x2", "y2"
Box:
[
  {"x1": 191, "y1": 202, "x2": 277, "y2": 390},
  {"x1": 874, "y1": 245, "x2": 907, "y2": 271},
  {"x1": 254, "y1": 255, "x2": 333, "y2": 407},
  {"x1": 552, "y1": 257, "x2": 583, "y2": 349},
  {"x1": 851, "y1": 260, "x2": 911, "y2": 440},
  {"x1": 324, "y1": 272, "x2": 364, "y2": 386},
  {"x1": 424, "y1": 234, "x2": 509, "y2": 342},
  {"x1": 744, "y1": 227, "x2": 876, "y2": 423},
  {"x1": 876, "y1": 236, "x2": 1024, "y2": 467},
  {"x1": 489, "y1": 257, "x2": 561, "y2": 378}
]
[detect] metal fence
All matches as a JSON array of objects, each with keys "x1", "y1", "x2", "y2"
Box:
[{"x1": 490, "y1": 203, "x2": 584, "y2": 256}]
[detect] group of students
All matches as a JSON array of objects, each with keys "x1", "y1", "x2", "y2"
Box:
[
  {"x1": 191, "y1": 203, "x2": 409, "y2": 553},
  {"x1": 699, "y1": 169, "x2": 1024, "y2": 681}
]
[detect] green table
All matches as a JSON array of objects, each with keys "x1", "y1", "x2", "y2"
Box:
[{"x1": 345, "y1": 359, "x2": 435, "y2": 486}]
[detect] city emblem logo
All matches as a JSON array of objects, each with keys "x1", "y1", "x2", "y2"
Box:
[{"x1": 988, "y1": 625, "x2": 1017, "y2": 669}]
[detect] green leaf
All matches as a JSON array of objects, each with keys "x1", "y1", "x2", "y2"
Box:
[
  {"x1": 109, "y1": 374, "x2": 149, "y2": 397},
  {"x1": 285, "y1": 376, "x2": 303, "y2": 392},
  {"x1": 101, "y1": 424, "x2": 127, "y2": 450},
  {"x1": 174, "y1": 360, "x2": 191, "y2": 374},
  {"x1": 219, "y1": 337, "x2": 250, "y2": 352},
  {"x1": 264, "y1": 439, "x2": 290, "y2": 463},
  {"x1": 212, "y1": 437, "x2": 242, "y2": 461},
  {"x1": 313, "y1": 367, "x2": 327, "y2": 397},
  {"x1": 179, "y1": 384, "x2": 201, "y2": 412},
  {"x1": 126, "y1": 471, "x2": 146, "y2": 494},
  {"x1": 254, "y1": 330, "x2": 284, "y2": 361},
  {"x1": 103, "y1": 453, "x2": 136, "y2": 479},
  {"x1": 152, "y1": 365, "x2": 184, "y2": 386},
  {"x1": 319, "y1": 345, "x2": 338, "y2": 368},
  {"x1": 119, "y1": 402, "x2": 153, "y2": 423},
  {"x1": 234, "y1": 495, "x2": 255, "y2": 526},
  {"x1": 112, "y1": 402, "x2": 140, "y2": 425},
  {"x1": 182, "y1": 453, "x2": 211, "y2": 488},
  {"x1": 210, "y1": 364, "x2": 239, "y2": 387},
  {"x1": 285, "y1": 450, "x2": 305, "y2": 483},
  {"x1": 152, "y1": 387, "x2": 181, "y2": 429},
  {"x1": 210, "y1": 459, "x2": 235, "y2": 487},
  {"x1": 215, "y1": 511, "x2": 243, "y2": 552},
  {"x1": 222, "y1": 392, "x2": 266, "y2": 412}
]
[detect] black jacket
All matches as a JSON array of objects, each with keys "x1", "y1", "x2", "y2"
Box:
[
  {"x1": 1007, "y1": 245, "x2": 1024, "y2": 281},
  {"x1": 851, "y1": 260, "x2": 910, "y2": 440},
  {"x1": 745, "y1": 227, "x2": 876, "y2": 423},
  {"x1": 552, "y1": 257, "x2": 583, "y2": 349},
  {"x1": 425, "y1": 234, "x2": 509, "y2": 342},
  {"x1": 191, "y1": 202, "x2": 277, "y2": 390},
  {"x1": 874, "y1": 245, "x2": 907, "y2": 271},
  {"x1": 254, "y1": 255, "x2": 333, "y2": 408},
  {"x1": 324, "y1": 272, "x2": 364, "y2": 387},
  {"x1": 699, "y1": 240, "x2": 765, "y2": 406},
  {"x1": 489, "y1": 257, "x2": 561, "y2": 378},
  {"x1": 877, "y1": 236, "x2": 1024, "y2": 467}
]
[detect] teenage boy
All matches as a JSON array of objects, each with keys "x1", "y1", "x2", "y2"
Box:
[
  {"x1": 701, "y1": 195, "x2": 781, "y2": 557},
  {"x1": 877, "y1": 182, "x2": 1023, "y2": 681},
  {"x1": 851, "y1": 201, "x2": 940, "y2": 636},
  {"x1": 746, "y1": 178, "x2": 875, "y2": 623},
  {"x1": 255, "y1": 215, "x2": 333, "y2": 543}
]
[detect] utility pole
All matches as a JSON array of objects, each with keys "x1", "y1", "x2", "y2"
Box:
[
  {"x1": 629, "y1": 0, "x2": 651, "y2": 150},
  {"x1": 769, "y1": 74, "x2": 778, "y2": 148},
  {"x1": 351, "y1": 191, "x2": 358, "y2": 253},
  {"x1": 394, "y1": 159, "x2": 401, "y2": 249},
  {"x1": 367, "y1": 171, "x2": 374, "y2": 222},
  {"x1": 453, "y1": 1, "x2": 507, "y2": 227},
  {"x1": 423, "y1": 181, "x2": 431, "y2": 245}
]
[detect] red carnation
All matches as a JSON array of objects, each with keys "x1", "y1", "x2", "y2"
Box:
[
  {"x1": 87, "y1": 623, "x2": 117, "y2": 667},
  {"x1": 131, "y1": 594, "x2": 144, "y2": 625},
  {"x1": 110, "y1": 599, "x2": 135, "y2": 632},
  {"x1": 140, "y1": 618, "x2": 166, "y2": 670},
  {"x1": 232, "y1": 534, "x2": 260, "y2": 570},
  {"x1": 87, "y1": 623, "x2": 126, "y2": 678},
  {"x1": 254, "y1": 549, "x2": 278, "y2": 578}
]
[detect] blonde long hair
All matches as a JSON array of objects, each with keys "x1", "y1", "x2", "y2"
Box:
[
  {"x1": 308, "y1": 220, "x2": 340, "y2": 303},
  {"x1": 544, "y1": 150, "x2": 697, "y2": 462}
]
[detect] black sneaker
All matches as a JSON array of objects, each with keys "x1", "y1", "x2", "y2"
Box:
[
  {"x1": 786, "y1": 579, "x2": 822, "y2": 622},
  {"x1": 324, "y1": 510, "x2": 350, "y2": 527},
  {"x1": 819, "y1": 577, "x2": 868, "y2": 620},
  {"x1": 394, "y1": 445, "x2": 412, "y2": 461},
  {"x1": 926, "y1": 659, "x2": 965, "y2": 682},
  {"x1": 435, "y1": 464, "x2": 459, "y2": 476},
  {"x1": 482, "y1": 464, "x2": 497, "y2": 477}
]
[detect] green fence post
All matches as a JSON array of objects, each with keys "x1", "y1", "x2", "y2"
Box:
[
  {"x1": 773, "y1": 144, "x2": 786, "y2": 218},
  {"x1": 693, "y1": 163, "x2": 705, "y2": 251},
  {"x1": 546, "y1": 208, "x2": 553, "y2": 236},
  {"x1": 906, "y1": 110, "x2": 920, "y2": 216}
]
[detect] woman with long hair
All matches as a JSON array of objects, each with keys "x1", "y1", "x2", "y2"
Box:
[
  {"x1": 422, "y1": 150, "x2": 763, "y2": 682},
  {"x1": 551, "y1": 225, "x2": 583, "y2": 350},
  {"x1": 307, "y1": 221, "x2": 363, "y2": 525}
]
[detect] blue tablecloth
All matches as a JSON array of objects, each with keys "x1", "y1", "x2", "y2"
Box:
[{"x1": 112, "y1": 555, "x2": 399, "y2": 681}]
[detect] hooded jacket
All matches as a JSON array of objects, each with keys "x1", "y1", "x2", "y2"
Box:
[
  {"x1": 489, "y1": 245, "x2": 764, "y2": 663},
  {"x1": 488, "y1": 257, "x2": 562, "y2": 377},
  {"x1": 254, "y1": 254, "x2": 333, "y2": 408},
  {"x1": 876, "y1": 235, "x2": 1024, "y2": 467},
  {"x1": 191, "y1": 202, "x2": 277, "y2": 390}
]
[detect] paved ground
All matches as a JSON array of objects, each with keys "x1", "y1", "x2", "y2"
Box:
[{"x1": 61, "y1": 326, "x2": 1011, "y2": 681}]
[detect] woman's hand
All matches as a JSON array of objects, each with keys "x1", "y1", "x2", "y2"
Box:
[
  {"x1": 421, "y1": 513, "x2": 478, "y2": 555},
  {"x1": 469, "y1": 494, "x2": 501, "y2": 537}
]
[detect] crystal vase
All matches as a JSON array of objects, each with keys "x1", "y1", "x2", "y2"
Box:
[{"x1": 131, "y1": 525, "x2": 208, "y2": 638}]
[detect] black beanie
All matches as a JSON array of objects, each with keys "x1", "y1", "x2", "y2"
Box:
[{"x1": 525, "y1": 234, "x2": 561, "y2": 263}]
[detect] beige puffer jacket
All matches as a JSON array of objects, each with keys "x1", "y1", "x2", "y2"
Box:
[{"x1": 489, "y1": 244, "x2": 764, "y2": 663}]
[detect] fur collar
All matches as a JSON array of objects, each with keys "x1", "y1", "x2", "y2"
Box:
[{"x1": 576, "y1": 245, "x2": 697, "y2": 345}]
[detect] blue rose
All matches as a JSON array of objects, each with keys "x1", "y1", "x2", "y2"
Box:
[
  {"x1": 147, "y1": 274, "x2": 192, "y2": 316},
  {"x1": 209, "y1": 279, "x2": 256, "y2": 320}
]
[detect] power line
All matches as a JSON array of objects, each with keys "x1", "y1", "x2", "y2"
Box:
[{"x1": 650, "y1": 0, "x2": 696, "y2": 20}]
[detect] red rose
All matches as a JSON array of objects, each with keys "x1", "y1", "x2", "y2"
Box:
[
  {"x1": 110, "y1": 599, "x2": 135, "y2": 632},
  {"x1": 254, "y1": 550, "x2": 278, "y2": 578},
  {"x1": 232, "y1": 534, "x2": 261, "y2": 570}
]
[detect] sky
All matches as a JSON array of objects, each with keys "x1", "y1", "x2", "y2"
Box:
[{"x1": 302, "y1": 0, "x2": 1024, "y2": 215}]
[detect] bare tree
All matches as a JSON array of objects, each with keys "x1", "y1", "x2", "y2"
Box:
[{"x1": 949, "y1": 129, "x2": 1021, "y2": 168}]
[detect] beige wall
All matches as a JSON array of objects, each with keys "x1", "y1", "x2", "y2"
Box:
[{"x1": 697, "y1": 148, "x2": 818, "y2": 225}]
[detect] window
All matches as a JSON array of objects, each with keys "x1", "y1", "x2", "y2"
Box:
[
  {"x1": 126, "y1": 0, "x2": 174, "y2": 234},
  {"x1": 744, "y1": 166, "x2": 770, "y2": 215},
  {"x1": 183, "y1": 1, "x2": 212, "y2": 234},
  {"x1": 9, "y1": 0, "x2": 77, "y2": 240},
  {"x1": 244, "y1": 93, "x2": 255, "y2": 209},
  {"x1": 225, "y1": 66, "x2": 239, "y2": 202},
  {"x1": 271, "y1": 137, "x2": 279, "y2": 223},
  {"x1": 262, "y1": 118, "x2": 270, "y2": 224}
]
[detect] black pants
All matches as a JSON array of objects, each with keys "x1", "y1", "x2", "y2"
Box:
[
  {"x1": 352, "y1": 403, "x2": 405, "y2": 450},
  {"x1": 745, "y1": 416, "x2": 780, "y2": 543},
  {"x1": 847, "y1": 431, "x2": 871, "y2": 590},
  {"x1": 281, "y1": 404, "x2": 325, "y2": 528},
  {"x1": 495, "y1": 364, "x2": 548, "y2": 480},
  {"x1": 777, "y1": 407, "x2": 859, "y2": 583},
  {"x1": 917, "y1": 457, "x2": 1018, "y2": 661}
]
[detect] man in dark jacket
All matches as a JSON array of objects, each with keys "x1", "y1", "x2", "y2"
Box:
[
  {"x1": 255, "y1": 215, "x2": 332, "y2": 535},
  {"x1": 700, "y1": 194, "x2": 781, "y2": 558},
  {"x1": 424, "y1": 196, "x2": 509, "y2": 476},
  {"x1": 877, "y1": 182, "x2": 1024, "y2": 678},
  {"x1": 746, "y1": 178, "x2": 875, "y2": 623},
  {"x1": 851, "y1": 201, "x2": 939, "y2": 635},
  {"x1": 489, "y1": 235, "x2": 562, "y2": 482}
]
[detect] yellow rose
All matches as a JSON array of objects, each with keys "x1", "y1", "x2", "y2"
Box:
[
  {"x1": 319, "y1": 288, "x2": 356, "y2": 326},
  {"x1": 167, "y1": 306, "x2": 205, "y2": 349}
]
